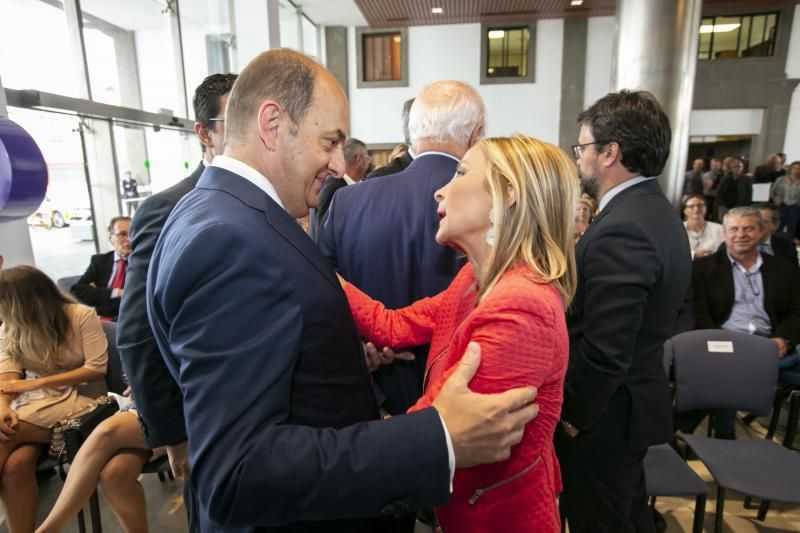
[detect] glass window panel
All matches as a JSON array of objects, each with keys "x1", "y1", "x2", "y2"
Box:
[
  {"x1": 749, "y1": 15, "x2": 766, "y2": 48},
  {"x1": 179, "y1": 1, "x2": 233, "y2": 120},
  {"x1": 302, "y1": 17, "x2": 319, "y2": 58},
  {"x1": 0, "y1": 0, "x2": 86, "y2": 97},
  {"x1": 80, "y1": 0, "x2": 182, "y2": 114},
  {"x1": 8, "y1": 107, "x2": 97, "y2": 280},
  {"x1": 738, "y1": 17, "x2": 751, "y2": 55},
  {"x1": 711, "y1": 16, "x2": 741, "y2": 59},
  {"x1": 279, "y1": 1, "x2": 299, "y2": 50},
  {"x1": 363, "y1": 33, "x2": 402, "y2": 82},
  {"x1": 486, "y1": 27, "x2": 528, "y2": 77}
]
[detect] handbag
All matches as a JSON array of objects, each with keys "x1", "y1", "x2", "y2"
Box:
[{"x1": 49, "y1": 396, "x2": 119, "y2": 462}]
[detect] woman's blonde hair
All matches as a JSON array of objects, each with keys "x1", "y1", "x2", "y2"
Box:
[
  {"x1": 478, "y1": 134, "x2": 578, "y2": 309},
  {"x1": 0, "y1": 266, "x2": 76, "y2": 373}
]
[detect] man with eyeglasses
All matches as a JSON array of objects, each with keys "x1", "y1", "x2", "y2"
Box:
[
  {"x1": 70, "y1": 216, "x2": 132, "y2": 320},
  {"x1": 558, "y1": 90, "x2": 691, "y2": 533},
  {"x1": 116, "y1": 72, "x2": 237, "y2": 531},
  {"x1": 685, "y1": 205, "x2": 800, "y2": 437}
]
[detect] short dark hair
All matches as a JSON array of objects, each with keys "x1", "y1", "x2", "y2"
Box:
[
  {"x1": 578, "y1": 90, "x2": 672, "y2": 177},
  {"x1": 226, "y1": 49, "x2": 317, "y2": 142},
  {"x1": 193, "y1": 73, "x2": 238, "y2": 130},
  {"x1": 108, "y1": 216, "x2": 131, "y2": 233},
  {"x1": 754, "y1": 202, "x2": 779, "y2": 223}
]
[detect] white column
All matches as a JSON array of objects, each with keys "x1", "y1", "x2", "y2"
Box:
[{"x1": 612, "y1": 0, "x2": 703, "y2": 205}]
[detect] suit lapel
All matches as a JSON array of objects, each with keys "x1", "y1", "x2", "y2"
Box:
[
  {"x1": 717, "y1": 252, "x2": 735, "y2": 313},
  {"x1": 198, "y1": 166, "x2": 340, "y2": 290},
  {"x1": 760, "y1": 255, "x2": 778, "y2": 316}
]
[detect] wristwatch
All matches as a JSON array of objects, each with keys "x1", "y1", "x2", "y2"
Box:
[{"x1": 561, "y1": 420, "x2": 579, "y2": 438}]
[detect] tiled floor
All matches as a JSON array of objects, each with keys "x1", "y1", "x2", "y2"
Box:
[{"x1": 1, "y1": 414, "x2": 797, "y2": 532}]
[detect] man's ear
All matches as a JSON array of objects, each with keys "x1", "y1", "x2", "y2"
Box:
[
  {"x1": 194, "y1": 122, "x2": 211, "y2": 152},
  {"x1": 602, "y1": 141, "x2": 621, "y2": 168},
  {"x1": 258, "y1": 101, "x2": 282, "y2": 151},
  {"x1": 468, "y1": 122, "x2": 484, "y2": 148}
]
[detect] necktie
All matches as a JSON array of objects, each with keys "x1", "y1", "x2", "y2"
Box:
[{"x1": 110, "y1": 259, "x2": 127, "y2": 290}]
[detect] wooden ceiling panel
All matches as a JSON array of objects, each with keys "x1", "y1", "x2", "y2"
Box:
[{"x1": 353, "y1": 0, "x2": 798, "y2": 28}]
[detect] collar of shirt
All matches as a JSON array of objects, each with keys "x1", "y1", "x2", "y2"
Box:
[
  {"x1": 415, "y1": 151, "x2": 460, "y2": 163},
  {"x1": 598, "y1": 176, "x2": 656, "y2": 213},
  {"x1": 211, "y1": 155, "x2": 285, "y2": 210},
  {"x1": 728, "y1": 252, "x2": 763, "y2": 274},
  {"x1": 343, "y1": 174, "x2": 356, "y2": 186},
  {"x1": 113, "y1": 252, "x2": 127, "y2": 262},
  {"x1": 407, "y1": 147, "x2": 417, "y2": 159}
]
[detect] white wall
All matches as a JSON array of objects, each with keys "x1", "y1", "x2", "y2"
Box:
[
  {"x1": 584, "y1": 16, "x2": 614, "y2": 108},
  {"x1": 689, "y1": 109, "x2": 764, "y2": 136},
  {"x1": 347, "y1": 20, "x2": 564, "y2": 145}
]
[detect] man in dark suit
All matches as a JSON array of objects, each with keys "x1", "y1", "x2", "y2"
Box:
[
  {"x1": 116, "y1": 73, "x2": 237, "y2": 529},
  {"x1": 147, "y1": 49, "x2": 538, "y2": 532},
  {"x1": 683, "y1": 157, "x2": 704, "y2": 195},
  {"x1": 321, "y1": 81, "x2": 484, "y2": 417},
  {"x1": 307, "y1": 137, "x2": 370, "y2": 241},
  {"x1": 71, "y1": 216, "x2": 132, "y2": 320},
  {"x1": 757, "y1": 203, "x2": 798, "y2": 268},
  {"x1": 366, "y1": 97, "x2": 415, "y2": 179},
  {"x1": 557, "y1": 90, "x2": 692, "y2": 533},
  {"x1": 682, "y1": 206, "x2": 800, "y2": 436}
]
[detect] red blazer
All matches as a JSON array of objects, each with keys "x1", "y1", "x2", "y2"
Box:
[{"x1": 344, "y1": 263, "x2": 568, "y2": 532}]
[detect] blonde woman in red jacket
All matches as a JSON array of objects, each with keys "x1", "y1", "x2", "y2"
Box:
[{"x1": 340, "y1": 134, "x2": 577, "y2": 532}]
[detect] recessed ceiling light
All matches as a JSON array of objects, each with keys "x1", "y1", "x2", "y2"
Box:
[
  {"x1": 488, "y1": 30, "x2": 505, "y2": 39},
  {"x1": 699, "y1": 23, "x2": 741, "y2": 34},
  {"x1": 570, "y1": 0, "x2": 583, "y2": 5},
  {"x1": 432, "y1": 7, "x2": 443, "y2": 14}
]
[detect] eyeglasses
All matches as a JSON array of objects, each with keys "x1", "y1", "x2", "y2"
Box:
[
  {"x1": 571, "y1": 142, "x2": 603, "y2": 159},
  {"x1": 111, "y1": 231, "x2": 129, "y2": 238},
  {"x1": 684, "y1": 204, "x2": 705, "y2": 209},
  {"x1": 744, "y1": 271, "x2": 761, "y2": 298},
  {"x1": 208, "y1": 117, "x2": 225, "y2": 123}
]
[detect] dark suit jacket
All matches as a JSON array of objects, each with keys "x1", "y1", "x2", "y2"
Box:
[
  {"x1": 71, "y1": 251, "x2": 120, "y2": 318},
  {"x1": 692, "y1": 248, "x2": 800, "y2": 345},
  {"x1": 147, "y1": 165, "x2": 449, "y2": 531},
  {"x1": 564, "y1": 179, "x2": 692, "y2": 450},
  {"x1": 307, "y1": 176, "x2": 347, "y2": 243},
  {"x1": 366, "y1": 151, "x2": 413, "y2": 179},
  {"x1": 716, "y1": 173, "x2": 753, "y2": 208},
  {"x1": 116, "y1": 162, "x2": 203, "y2": 448},
  {"x1": 320, "y1": 154, "x2": 465, "y2": 414},
  {"x1": 769, "y1": 233, "x2": 799, "y2": 268}
]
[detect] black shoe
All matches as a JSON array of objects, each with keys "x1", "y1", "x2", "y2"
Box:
[{"x1": 652, "y1": 508, "x2": 667, "y2": 533}]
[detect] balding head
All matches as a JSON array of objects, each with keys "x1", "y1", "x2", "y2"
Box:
[
  {"x1": 225, "y1": 49, "x2": 321, "y2": 145},
  {"x1": 408, "y1": 81, "x2": 485, "y2": 156}
]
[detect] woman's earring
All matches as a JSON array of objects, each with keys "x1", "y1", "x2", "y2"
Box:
[{"x1": 486, "y1": 209, "x2": 495, "y2": 247}]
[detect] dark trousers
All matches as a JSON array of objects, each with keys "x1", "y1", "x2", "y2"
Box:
[
  {"x1": 184, "y1": 478, "x2": 200, "y2": 532},
  {"x1": 556, "y1": 391, "x2": 655, "y2": 533}
]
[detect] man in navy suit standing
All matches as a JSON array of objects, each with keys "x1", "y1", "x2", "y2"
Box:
[
  {"x1": 147, "y1": 49, "x2": 538, "y2": 532},
  {"x1": 321, "y1": 81, "x2": 484, "y2": 417}
]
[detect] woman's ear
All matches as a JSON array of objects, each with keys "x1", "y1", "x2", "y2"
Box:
[{"x1": 506, "y1": 184, "x2": 517, "y2": 208}]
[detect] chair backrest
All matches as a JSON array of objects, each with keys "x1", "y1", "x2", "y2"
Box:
[
  {"x1": 56, "y1": 275, "x2": 81, "y2": 292},
  {"x1": 670, "y1": 329, "x2": 779, "y2": 416},
  {"x1": 100, "y1": 321, "x2": 127, "y2": 394}
]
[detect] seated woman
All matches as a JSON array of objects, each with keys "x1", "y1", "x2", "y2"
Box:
[
  {"x1": 340, "y1": 134, "x2": 577, "y2": 532},
  {"x1": 0, "y1": 266, "x2": 107, "y2": 532},
  {"x1": 682, "y1": 194, "x2": 724, "y2": 259},
  {"x1": 37, "y1": 402, "x2": 161, "y2": 533}
]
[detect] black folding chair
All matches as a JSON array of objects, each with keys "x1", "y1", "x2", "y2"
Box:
[{"x1": 672, "y1": 329, "x2": 800, "y2": 533}]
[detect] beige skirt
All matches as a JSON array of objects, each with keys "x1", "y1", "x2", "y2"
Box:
[{"x1": 12, "y1": 381, "x2": 105, "y2": 429}]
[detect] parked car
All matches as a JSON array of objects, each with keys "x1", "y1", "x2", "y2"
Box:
[{"x1": 27, "y1": 198, "x2": 91, "y2": 228}]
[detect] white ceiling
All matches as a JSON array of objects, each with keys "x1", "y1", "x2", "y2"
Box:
[{"x1": 294, "y1": 0, "x2": 366, "y2": 27}]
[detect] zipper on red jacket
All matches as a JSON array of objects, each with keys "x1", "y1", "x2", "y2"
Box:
[
  {"x1": 422, "y1": 347, "x2": 448, "y2": 390},
  {"x1": 467, "y1": 455, "x2": 543, "y2": 505}
]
